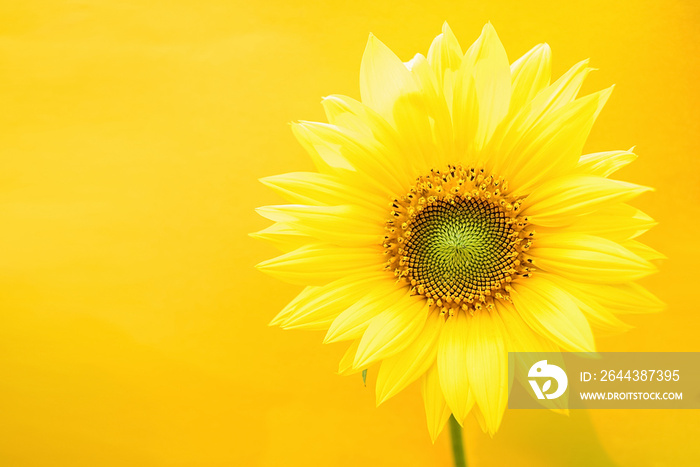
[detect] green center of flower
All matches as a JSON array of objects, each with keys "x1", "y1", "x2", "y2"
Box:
[
  {"x1": 383, "y1": 165, "x2": 534, "y2": 315},
  {"x1": 405, "y1": 197, "x2": 516, "y2": 301}
]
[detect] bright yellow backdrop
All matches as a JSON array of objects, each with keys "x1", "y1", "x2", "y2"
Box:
[{"x1": 0, "y1": 1, "x2": 698, "y2": 465}]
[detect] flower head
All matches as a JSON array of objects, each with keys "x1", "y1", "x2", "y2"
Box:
[{"x1": 254, "y1": 23, "x2": 662, "y2": 440}]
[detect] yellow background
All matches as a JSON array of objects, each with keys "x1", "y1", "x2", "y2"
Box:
[{"x1": 0, "y1": 1, "x2": 698, "y2": 465}]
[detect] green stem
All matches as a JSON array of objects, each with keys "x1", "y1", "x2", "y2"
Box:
[{"x1": 449, "y1": 415, "x2": 468, "y2": 467}]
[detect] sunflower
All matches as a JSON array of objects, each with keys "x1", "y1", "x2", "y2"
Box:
[{"x1": 253, "y1": 22, "x2": 662, "y2": 441}]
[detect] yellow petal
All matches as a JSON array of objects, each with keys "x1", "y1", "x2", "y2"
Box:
[
  {"x1": 360, "y1": 33, "x2": 420, "y2": 127},
  {"x1": 291, "y1": 121, "x2": 354, "y2": 173},
  {"x1": 421, "y1": 362, "x2": 453, "y2": 443},
  {"x1": 496, "y1": 300, "x2": 564, "y2": 414},
  {"x1": 255, "y1": 204, "x2": 381, "y2": 247},
  {"x1": 274, "y1": 272, "x2": 382, "y2": 330},
  {"x1": 338, "y1": 339, "x2": 362, "y2": 375},
  {"x1": 541, "y1": 203, "x2": 656, "y2": 241},
  {"x1": 509, "y1": 43, "x2": 551, "y2": 113},
  {"x1": 551, "y1": 276, "x2": 633, "y2": 335},
  {"x1": 500, "y1": 86, "x2": 613, "y2": 194},
  {"x1": 427, "y1": 21, "x2": 463, "y2": 101},
  {"x1": 576, "y1": 149, "x2": 638, "y2": 177},
  {"x1": 622, "y1": 239, "x2": 666, "y2": 261},
  {"x1": 523, "y1": 174, "x2": 652, "y2": 227},
  {"x1": 523, "y1": 58, "x2": 592, "y2": 123},
  {"x1": 291, "y1": 121, "x2": 406, "y2": 196},
  {"x1": 462, "y1": 23, "x2": 511, "y2": 149},
  {"x1": 324, "y1": 282, "x2": 406, "y2": 343},
  {"x1": 322, "y1": 94, "x2": 393, "y2": 142},
  {"x1": 249, "y1": 222, "x2": 313, "y2": 253},
  {"x1": 495, "y1": 299, "x2": 559, "y2": 353},
  {"x1": 259, "y1": 171, "x2": 386, "y2": 215},
  {"x1": 565, "y1": 281, "x2": 665, "y2": 315},
  {"x1": 487, "y1": 59, "x2": 591, "y2": 169},
  {"x1": 451, "y1": 56, "x2": 479, "y2": 159},
  {"x1": 320, "y1": 95, "x2": 417, "y2": 186},
  {"x1": 529, "y1": 233, "x2": 656, "y2": 283},
  {"x1": 510, "y1": 275, "x2": 595, "y2": 352},
  {"x1": 470, "y1": 404, "x2": 490, "y2": 436},
  {"x1": 353, "y1": 294, "x2": 428, "y2": 369},
  {"x1": 466, "y1": 310, "x2": 508, "y2": 434},
  {"x1": 376, "y1": 311, "x2": 443, "y2": 405},
  {"x1": 437, "y1": 312, "x2": 475, "y2": 423},
  {"x1": 255, "y1": 243, "x2": 380, "y2": 286},
  {"x1": 268, "y1": 284, "x2": 313, "y2": 327},
  {"x1": 399, "y1": 53, "x2": 454, "y2": 172}
]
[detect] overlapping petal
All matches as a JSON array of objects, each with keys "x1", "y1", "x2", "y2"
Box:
[
  {"x1": 511, "y1": 274, "x2": 595, "y2": 352},
  {"x1": 421, "y1": 362, "x2": 453, "y2": 443},
  {"x1": 543, "y1": 203, "x2": 656, "y2": 241},
  {"x1": 466, "y1": 310, "x2": 508, "y2": 434},
  {"x1": 437, "y1": 311, "x2": 475, "y2": 423},
  {"x1": 353, "y1": 294, "x2": 429, "y2": 369},
  {"x1": 576, "y1": 149, "x2": 638, "y2": 177},
  {"x1": 338, "y1": 339, "x2": 362, "y2": 376},
  {"x1": 494, "y1": 86, "x2": 613, "y2": 194},
  {"x1": 496, "y1": 299, "x2": 559, "y2": 353},
  {"x1": 427, "y1": 22, "x2": 463, "y2": 103},
  {"x1": 565, "y1": 281, "x2": 665, "y2": 315},
  {"x1": 523, "y1": 174, "x2": 651, "y2": 227},
  {"x1": 487, "y1": 58, "x2": 591, "y2": 162},
  {"x1": 292, "y1": 120, "x2": 414, "y2": 196},
  {"x1": 259, "y1": 171, "x2": 387, "y2": 215},
  {"x1": 400, "y1": 53, "x2": 455, "y2": 172},
  {"x1": 320, "y1": 95, "x2": 418, "y2": 185},
  {"x1": 461, "y1": 23, "x2": 511, "y2": 151},
  {"x1": 249, "y1": 222, "x2": 313, "y2": 253},
  {"x1": 269, "y1": 272, "x2": 382, "y2": 329},
  {"x1": 529, "y1": 233, "x2": 657, "y2": 283},
  {"x1": 255, "y1": 204, "x2": 382, "y2": 247},
  {"x1": 376, "y1": 311, "x2": 443, "y2": 405},
  {"x1": 360, "y1": 34, "x2": 421, "y2": 127},
  {"x1": 324, "y1": 282, "x2": 407, "y2": 343},
  {"x1": 255, "y1": 243, "x2": 380, "y2": 286},
  {"x1": 547, "y1": 275, "x2": 633, "y2": 335},
  {"x1": 623, "y1": 239, "x2": 666, "y2": 261},
  {"x1": 509, "y1": 43, "x2": 551, "y2": 113}
]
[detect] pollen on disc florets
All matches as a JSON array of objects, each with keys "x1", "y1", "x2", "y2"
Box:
[{"x1": 383, "y1": 165, "x2": 535, "y2": 316}]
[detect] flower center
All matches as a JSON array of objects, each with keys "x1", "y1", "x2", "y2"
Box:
[{"x1": 384, "y1": 165, "x2": 534, "y2": 315}]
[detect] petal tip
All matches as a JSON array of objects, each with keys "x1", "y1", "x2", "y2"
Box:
[
  {"x1": 321, "y1": 331, "x2": 335, "y2": 345},
  {"x1": 352, "y1": 353, "x2": 369, "y2": 370},
  {"x1": 268, "y1": 318, "x2": 282, "y2": 327},
  {"x1": 375, "y1": 393, "x2": 387, "y2": 407},
  {"x1": 480, "y1": 21, "x2": 498, "y2": 38}
]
